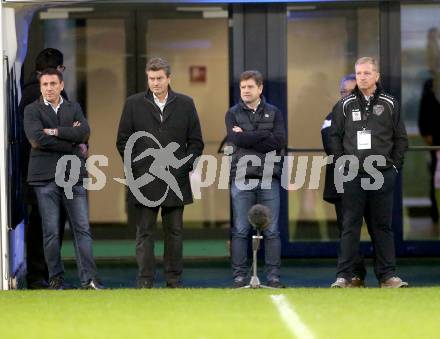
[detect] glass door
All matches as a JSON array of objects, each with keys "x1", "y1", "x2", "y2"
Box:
[
  {"x1": 138, "y1": 7, "x2": 230, "y2": 235},
  {"x1": 285, "y1": 4, "x2": 380, "y2": 256}
]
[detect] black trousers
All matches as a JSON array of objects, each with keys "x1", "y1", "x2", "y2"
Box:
[
  {"x1": 337, "y1": 168, "x2": 397, "y2": 282},
  {"x1": 334, "y1": 199, "x2": 373, "y2": 280},
  {"x1": 134, "y1": 205, "x2": 184, "y2": 285},
  {"x1": 25, "y1": 202, "x2": 49, "y2": 285}
]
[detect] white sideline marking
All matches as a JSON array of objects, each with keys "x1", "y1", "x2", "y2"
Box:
[{"x1": 270, "y1": 294, "x2": 315, "y2": 339}]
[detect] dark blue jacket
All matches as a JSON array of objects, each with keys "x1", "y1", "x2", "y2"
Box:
[{"x1": 225, "y1": 97, "x2": 286, "y2": 180}]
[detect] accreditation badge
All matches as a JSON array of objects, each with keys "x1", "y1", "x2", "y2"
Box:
[
  {"x1": 352, "y1": 109, "x2": 361, "y2": 121},
  {"x1": 357, "y1": 129, "x2": 371, "y2": 150}
]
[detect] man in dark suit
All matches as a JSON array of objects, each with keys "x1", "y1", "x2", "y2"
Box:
[
  {"x1": 116, "y1": 57, "x2": 204, "y2": 288},
  {"x1": 24, "y1": 68, "x2": 102, "y2": 290},
  {"x1": 18, "y1": 48, "x2": 67, "y2": 289}
]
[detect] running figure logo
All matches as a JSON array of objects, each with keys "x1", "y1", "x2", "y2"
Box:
[{"x1": 116, "y1": 131, "x2": 192, "y2": 207}]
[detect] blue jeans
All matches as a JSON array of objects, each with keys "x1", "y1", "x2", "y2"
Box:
[
  {"x1": 230, "y1": 178, "x2": 281, "y2": 282},
  {"x1": 34, "y1": 181, "x2": 98, "y2": 285}
]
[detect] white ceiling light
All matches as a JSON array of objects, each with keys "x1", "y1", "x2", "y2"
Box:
[{"x1": 40, "y1": 6, "x2": 94, "y2": 20}]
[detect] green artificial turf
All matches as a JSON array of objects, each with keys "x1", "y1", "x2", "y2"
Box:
[
  {"x1": 61, "y1": 240, "x2": 229, "y2": 259},
  {"x1": 1, "y1": 288, "x2": 439, "y2": 339}
]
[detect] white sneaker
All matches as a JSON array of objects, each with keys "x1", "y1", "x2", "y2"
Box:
[{"x1": 330, "y1": 277, "x2": 351, "y2": 288}]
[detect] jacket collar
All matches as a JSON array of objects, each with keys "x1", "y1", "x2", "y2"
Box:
[
  {"x1": 38, "y1": 95, "x2": 70, "y2": 107},
  {"x1": 38, "y1": 95, "x2": 70, "y2": 123},
  {"x1": 239, "y1": 95, "x2": 266, "y2": 113},
  {"x1": 353, "y1": 83, "x2": 382, "y2": 101},
  {"x1": 145, "y1": 87, "x2": 176, "y2": 103},
  {"x1": 145, "y1": 87, "x2": 177, "y2": 123},
  {"x1": 352, "y1": 83, "x2": 384, "y2": 118}
]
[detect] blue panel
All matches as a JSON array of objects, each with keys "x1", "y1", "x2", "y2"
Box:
[{"x1": 9, "y1": 220, "x2": 25, "y2": 277}]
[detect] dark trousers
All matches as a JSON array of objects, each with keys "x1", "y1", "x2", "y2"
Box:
[
  {"x1": 337, "y1": 168, "x2": 397, "y2": 282},
  {"x1": 334, "y1": 199, "x2": 372, "y2": 280},
  {"x1": 25, "y1": 200, "x2": 66, "y2": 286},
  {"x1": 34, "y1": 182, "x2": 97, "y2": 285},
  {"x1": 25, "y1": 202, "x2": 49, "y2": 285},
  {"x1": 134, "y1": 205, "x2": 184, "y2": 285}
]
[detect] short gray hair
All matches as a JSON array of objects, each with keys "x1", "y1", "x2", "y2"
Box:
[{"x1": 355, "y1": 57, "x2": 379, "y2": 72}]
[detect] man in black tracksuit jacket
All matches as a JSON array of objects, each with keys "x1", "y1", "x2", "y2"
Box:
[
  {"x1": 329, "y1": 57, "x2": 408, "y2": 288},
  {"x1": 322, "y1": 74, "x2": 372, "y2": 287}
]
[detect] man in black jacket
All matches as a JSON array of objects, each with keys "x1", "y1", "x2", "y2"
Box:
[
  {"x1": 330, "y1": 57, "x2": 408, "y2": 288},
  {"x1": 322, "y1": 74, "x2": 371, "y2": 287},
  {"x1": 225, "y1": 70, "x2": 286, "y2": 288},
  {"x1": 24, "y1": 68, "x2": 102, "y2": 290},
  {"x1": 418, "y1": 77, "x2": 440, "y2": 226},
  {"x1": 18, "y1": 48, "x2": 67, "y2": 289},
  {"x1": 116, "y1": 57, "x2": 204, "y2": 288}
]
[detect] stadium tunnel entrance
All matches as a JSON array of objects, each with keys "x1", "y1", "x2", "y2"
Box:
[{"x1": 3, "y1": 0, "x2": 440, "y2": 290}]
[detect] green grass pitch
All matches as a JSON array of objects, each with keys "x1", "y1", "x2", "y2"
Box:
[{"x1": 1, "y1": 288, "x2": 440, "y2": 339}]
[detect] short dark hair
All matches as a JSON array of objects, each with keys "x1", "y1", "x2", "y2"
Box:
[
  {"x1": 239, "y1": 70, "x2": 263, "y2": 87},
  {"x1": 35, "y1": 48, "x2": 64, "y2": 71},
  {"x1": 38, "y1": 68, "x2": 63, "y2": 83},
  {"x1": 146, "y1": 57, "x2": 171, "y2": 77}
]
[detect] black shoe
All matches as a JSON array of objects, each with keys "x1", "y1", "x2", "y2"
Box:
[
  {"x1": 267, "y1": 280, "x2": 285, "y2": 288},
  {"x1": 27, "y1": 279, "x2": 50, "y2": 290},
  {"x1": 137, "y1": 280, "x2": 154, "y2": 289},
  {"x1": 166, "y1": 281, "x2": 183, "y2": 288},
  {"x1": 82, "y1": 279, "x2": 105, "y2": 290},
  {"x1": 233, "y1": 277, "x2": 247, "y2": 288},
  {"x1": 49, "y1": 276, "x2": 66, "y2": 290}
]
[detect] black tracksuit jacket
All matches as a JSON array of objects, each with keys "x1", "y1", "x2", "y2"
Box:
[{"x1": 329, "y1": 85, "x2": 408, "y2": 171}]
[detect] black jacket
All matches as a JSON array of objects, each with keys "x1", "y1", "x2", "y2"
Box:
[
  {"x1": 418, "y1": 78, "x2": 440, "y2": 145},
  {"x1": 19, "y1": 73, "x2": 69, "y2": 200},
  {"x1": 24, "y1": 97, "x2": 89, "y2": 183},
  {"x1": 225, "y1": 97, "x2": 286, "y2": 180},
  {"x1": 321, "y1": 111, "x2": 340, "y2": 203},
  {"x1": 330, "y1": 85, "x2": 408, "y2": 170},
  {"x1": 116, "y1": 88, "x2": 204, "y2": 207}
]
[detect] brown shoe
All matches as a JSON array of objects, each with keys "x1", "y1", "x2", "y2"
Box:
[
  {"x1": 331, "y1": 278, "x2": 351, "y2": 288},
  {"x1": 380, "y1": 277, "x2": 409, "y2": 288},
  {"x1": 351, "y1": 276, "x2": 365, "y2": 288}
]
